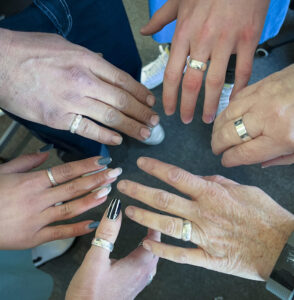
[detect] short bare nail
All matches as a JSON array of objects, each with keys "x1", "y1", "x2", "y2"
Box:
[
  {"x1": 137, "y1": 157, "x2": 146, "y2": 167},
  {"x1": 140, "y1": 128, "x2": 151, "y2": 140},
  {"x1": 117, "y1": 180, "x2": 126, "y2": 192},
  {"x1": 150, "y1": 115, "x2": 159, "y2": 126},
  {"x1": 107, "y1": 167, "x2": 123, "y2": 178},
  {"x1": 125, "y1": 206, "x2": 134, "y2": 218},
  {"x1": 146, "y1": 95, "x2": 155, "y2": 106},
  {"x1": 112, "y1": 135, "x2": 123, "y2": 145}
]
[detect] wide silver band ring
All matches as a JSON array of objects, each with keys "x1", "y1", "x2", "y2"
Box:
[
  {"x1": 91, "y1": 238, "x2": 114, "y2": 252},
  {"x1": 182, "y1": 220, "x2": 192, "y2": 242},
  {"x1": 187, "y1": 57, "x2": 207, "y2": 72},
  {"x1": 46, "y1": 168, "x2": 58, "y2": 186},
  {"x1": 234, "y1": 118, "x2": 252, "y2": 142},
  {"x1": 70, "y1": 114, "x2": 83, "y2": 134}
]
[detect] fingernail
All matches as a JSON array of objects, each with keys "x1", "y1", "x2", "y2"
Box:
[
  {"x1": 91, "y1": 183, "x2": 111, "y2": 193},
  {"x1": 107, "y1": 167, "x2": 123, "y2": 178},
  {"x1": 146, "y1": 95, "x2": 155, "y2": 106},
  {"x1": 88, "y1": 221, "x2": 100, "y2": 229},
  {"x1": 143, "y1": 241, "x2": 151, "y2": 251},
  {"x1": 125, "y1": 206, "x2": 134, "y2": 218},
  {"x1": 107, "y1": 198, "x2": 121, "y2": 220},
  {"x1": 137, "y1": 157, "x2": 146, "y2": 167},
  {"x1": 98, "y1": 157, "x2": 112, "y2": 165},
  {"x1": 203, "y1": 114, "x2": 215, "y2": 124},
  {"x1": 140, "y1": 127, "x2": 151, "y2": 140},
  {"x1": 150, "y1": 115, "x2": 159, "y2": 126},
  {"x1": 39, "y1": 144, "x2": 54, "y2": 153},
  {"x1": 112, "y1": 135, "x2": 123, "y2": 145},
  {"x1": 117, "y1": 180, "x2": 126, "y2": 192},
  {"x1": 95, "y1": 186, "x2": 112, "y2": 199}
]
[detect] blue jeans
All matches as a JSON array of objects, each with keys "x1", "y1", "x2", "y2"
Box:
[{"x1": 0, "y1": 0, "x2": 142, "y2": 159}]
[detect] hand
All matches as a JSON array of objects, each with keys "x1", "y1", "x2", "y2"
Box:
[
  {"x1": 66, "y1": 201, "x2": 160, "y2": 300},
  {"x1": 141, "y1": 0, "x2": 270, "y2": 124},
  {"x1": 0, "y1": 153, "x2": 121, "y2": 249},
  {"x1": 117, "y1": 157, "x2": 294, "y2": 281},
  {"x1": 0, "y1": 29, "x2": 158, "y2": 144},
  {"x1": 212, "y1": 64, "x2": 294, "y2": 167}
]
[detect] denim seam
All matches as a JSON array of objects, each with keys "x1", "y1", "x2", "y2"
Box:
[{"x1": 58, "y1": 0, "x2": 72, "y2": 35}]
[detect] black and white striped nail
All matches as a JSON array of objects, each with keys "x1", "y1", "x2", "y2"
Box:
[{"x1": 107, "y1": 198, "x2": 121, "y2": 220}]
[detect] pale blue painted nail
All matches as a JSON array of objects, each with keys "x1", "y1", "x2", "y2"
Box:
[
  {"x1": 88, "y1": 221, "x2": 100, "y2": 229},
  {"x1": 98, "y1": 157, "x2": 112, "y2": 165}
]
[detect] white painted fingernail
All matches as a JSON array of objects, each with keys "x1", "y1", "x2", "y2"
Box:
[
  {"x1": 91, "y1": 184, "x2": 111, "y2": 193},
  {"x1": 107, "y1": 167, "x2": 122, "y2": 178},
  {"x1": 95, "y1": 186, "x2": 112, "y2": 199}
]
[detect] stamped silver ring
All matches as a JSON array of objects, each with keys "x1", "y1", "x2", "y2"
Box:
[
  {"x1": 182, "y1": 220, "x2": 192, "y2": 242},
  {"x1": 187, "y1": 57, "x2": 207, "y2": 72},
  {"x1": 92, "y1": 238, "x2": 114, "y2": 252},
  {"x1": 234, "y1": 118, "x2": 252, "y2": 142},
  {"x1": 46, "y1": 168, "x2": 58, "y2": 186},
  {"x1": 70, "y1": 114, "x2": 83, "y2": 134}
]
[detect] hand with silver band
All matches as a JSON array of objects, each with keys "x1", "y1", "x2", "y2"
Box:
[
  {"x1": 0, "y1": 152, "x2": 121, "y2": 249},
  {"x1": 141, "y1": 0, "x2": 270, "y2": 124},
  {"x1": 66, "y1": 198, "x2": 160, "y2": 300},
  {"x1": 118, "y1": 157, "x2": 294, "y2": 281},
  {"x1": 212, "y1": 64, "x2": 294, "y2": 168}
]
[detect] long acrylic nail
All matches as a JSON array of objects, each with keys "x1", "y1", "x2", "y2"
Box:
[
  {"x1": 107, "y1": 198, "x2": 121, "y2": 220},
  {"x1": 88, "y1": 221, "x2": 100, "y2": 229},
  {"x1": 39, "y1": 144, "x2": 54, "y2": 153},
  {"x1": 107, "y1": 167, "x2": 122, "y2": 178},
  {"x1": 140, "y1": 128, "x2": 151, "y2": 140},
  {"x1": 98, "y1": 157, "x2": 112, "y2": 165},
  {"x1": 95, "y1": 186, "x2": 112, "y2": 199}
]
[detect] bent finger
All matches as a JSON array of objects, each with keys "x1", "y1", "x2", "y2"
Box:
[{"x1": 262, "y1": 153, "x2": 294, "y2": 168}]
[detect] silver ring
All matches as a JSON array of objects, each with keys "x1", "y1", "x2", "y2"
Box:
[
  {"x1": 138, "y1": 241, "x2": 144, "y2": 248},
  {"x1": 147, "y1": 274, "x2": 154, "y2": 286},
  {"x1": 234, "y1": 118, "x2": 252, "y2": 142},
  {"x1": 46, "y1": 168, "x2": 58, "y2": 186},
  {"x1": 187, "y1": 57, "x2": 207, "y2": 72},
  {"x1": 182, "y1": 220, "x2": 192, "y2": 242},
  {"x1": 70, "y1": 114, "x2": 83, "y2": 134},
  {"x1": 91, "y1": 238, "x2": 114, "y2": 252}
]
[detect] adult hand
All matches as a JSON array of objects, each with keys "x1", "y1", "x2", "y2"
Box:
[
  {"x1": 118, "y1": 157, "x2": 294, "y2": 281},
  {"x1": 0, "y1": 29, "x2": 158, "y2": 144},
  {"x1": 212, "y1": 64, "x2": 294, "y2": 168},
  {"x1": 66, "y1": 200, "x2": 160, "y2": 300},
  {"x1": 0, "y1": 153, "x2": 121, "y2": 249},
  {"x1": 141, "y1": 0, "x2": 270, "y2": 124}
]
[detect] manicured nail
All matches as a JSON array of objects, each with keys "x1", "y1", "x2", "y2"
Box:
[
  {"x1": 146, "y1": 95, "x2": 155, "y2": 106},
  {"x1": 140, "y1": 127, "x2": 151, "y2": 140},
  {"x1": 95, "y1": 186, "x2": 112, "y2": 199},
  {"x1": 143, "y1": 241, "x2": 151, "y2": 251},
  {"x1": 88, "y1": 221, "x2": 100, "y2": 229},
  {"x1": 91, "y1": 183, "x2": 111, "y2": 193},
  {"x1": 112, "y1": 135, "x2": 123, "y2": 145},
  {"x1": 107, "y1": 167, "x2": 122, "y2": 178},
  {"x1": 39, "y1": 144, "x2": 54, "y2": 153},
  {"x1": 107, "y1": 198, "x2": 121, "y2": 220},
  {"x1": 150, "y1": 115, "x2": 159, "y2": 126},
  {"x1": 125, "y1": 206, "x2": 134, "y2": 218},
  {"x1": 98, "y1": 157, "x2": 112, "y2": 165}
]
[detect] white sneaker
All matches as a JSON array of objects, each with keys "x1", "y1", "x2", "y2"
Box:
[
  {"x1": 142, "y1": 123, "x2": 165, "y2": 145},
  {"x1": 216, "y1": 83, "x2": 234, "y2": 116},
  {"x1": 32, "y1": 237, "x2": 75, "y2": 267},
  {"x1": 141, "y1": 45, "x2": 170, "y2": 89}
]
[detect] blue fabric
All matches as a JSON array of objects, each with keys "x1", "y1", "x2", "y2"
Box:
[
  {"x1": 0, "y1": 0, "x2": 141, "y2": 159},
  {"x1": 149, "y1": 0, "x2": 290, "y2": 44}
]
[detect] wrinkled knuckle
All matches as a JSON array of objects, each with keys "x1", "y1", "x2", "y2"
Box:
[
  {"x1": 235, "y1": 145, "x2": 252, "y2": 162},
  {"x1": 98, "y1": 228, "x2": 115, "y2": 241},
  {"x1": 64, "y1": 181, "x2": 77, "y2": 195},
  {"x1": 51, "y1": 228, "x2": 65, "y2": 241},
  {"x1": 66, "y1": 67, "x2": 88, "y2": 84},
  {"x1": 117, "y1": 92, "x2": 129, "y2": 110},
  {"x1": 154, "y1": 191, "x2": 171, "y2": 209},
  {"x1": 175, "y1": 251, "x2": 188, "y2": 264},
  {"x1": 59, "y1": 202, "x2": 72, "y2": 217},
  {"x1": 104, "y1": 108, "x2": 119, "y2": 126},
  {"x1": 182, "y1": 77, "x2": 201, "y2": 92},
  {"x1": 168, "y1": 167, "x2": 185, "y2": 183},
  {"x1": 241, "y1": 25, "x2": 258, "y2": 42},
  {"x1": 206, "y1": 75, "x2": 223, "y2": 89},
  {"x1": 164, "y1": 69, "x2": 180, "y2": 84},
  {"x1": 59, "y1": 163, "x2": 74, "y2": 181},
  {"x1": 42, "y1": 108, "x2": 60, "y2": 127},
  {"x1": 162, "y1": 219, "x2": 176, "y2": 235},
  {"x1": 114, "y1": 70, "x2": 130, "y2": 86}
]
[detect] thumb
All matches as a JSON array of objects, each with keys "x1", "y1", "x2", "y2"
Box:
[
  {"x1": 262, "y1": 153, "x2": 294, "y2": 168},
  {"x1": 0, "y1": 152, "x2": 49, "y2": 174},
  {"x1": 140, "y1": 0, "x2": 179, "y2": 35}
]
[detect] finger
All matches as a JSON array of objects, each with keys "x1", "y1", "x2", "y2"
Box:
[
  {"x1": 43, "y1": 167, "x2": 121, "y2": 207},
  {"x1": 137, "y1": 157, "x2": 209, "y2": 198},
  {"x1": 203, "y1": 175, "x2": 239, "y2": 185},
  {"x1": 203, "y1": 45, "x2": 233, "y2": 123},
  {"x1": 36, "y1": 220, "x2": 96, "y2": 245},
  {"x1": 262, "y1": 153, "x2": 294, "y2": 168},
  {"x1": 89, "y1": 56, "x2": 155, "y2": 107},
  {"x1": 162, "y1": 29, "x2": 189, "y2": 116},
  {"x1": 39, "y1": 156, "x2": 111, "y2": 187},
  {"x1": 143, "y1": 239, "x2": 207, "y2": 267},
  {"x1": 221, "y1": 136, "x2": 280, "y2": 167},
  {"x1": 91, "y1": 198, "x2": 122, "y2": 260},
  {"x1": 117, "y1": 180, "x2": 192, "y2": 219},
  {"x1": 0, "y1": 153, "x2": 49, "y2": 174},
  {"x1": 140, "y1": 0, "x2": 179, "y2": 35},
  {"x1": 125, "y1": 206, "x2": 185, "y2": 240},
  {"x1": 76, "y1": 99, "x2": 152, "y2": 142},
  {"x1": 211, "y1": 112, "x2": 262, "y2": 155},
  {"x1": 84, "y1": 78, "x2": 159, "y2": 127}
]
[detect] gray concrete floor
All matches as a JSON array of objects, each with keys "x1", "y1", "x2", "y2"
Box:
[{"x1": 1, "y1": 1, "x2": 294, "y2": 299}]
